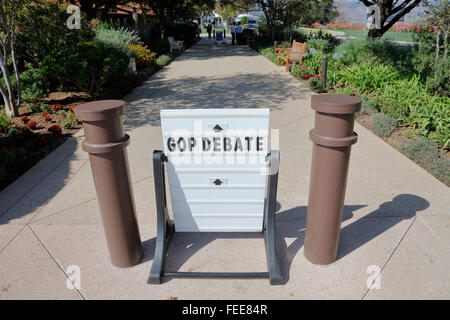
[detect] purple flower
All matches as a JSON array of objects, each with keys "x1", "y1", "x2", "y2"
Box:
[
  {"x1": 303, "y1": 53, "x2": 308, "y2": 57},
  {"x1": 332, "y1": 53, "x2": 343, "y2": 59},
  {"x1": 309, "y1": 48, "x2": 317, "y2": 54}
]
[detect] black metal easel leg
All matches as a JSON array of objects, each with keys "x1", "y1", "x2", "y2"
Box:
[
  {"x1": 148, "y1": 151, "x2": 174, "y2": 284},
  {"x1": 264, "y1": 150, "x2": 284, "y2": 285}
]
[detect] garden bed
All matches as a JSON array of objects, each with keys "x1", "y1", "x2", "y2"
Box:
[
  {"x1": 0, "y1": 102, "x2": 82, "y2": 191},
  {"x1": 251, "y1": 39, "x2": 449, "y2": 186}
]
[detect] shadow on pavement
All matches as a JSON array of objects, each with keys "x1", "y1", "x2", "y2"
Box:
[
  {"x1": 123, "y1": 73, "x2": 310, "y2": 130},
  {"x1": 141, "y1": 194, "x2": 429, "y2": 284},
  {"x1": 0, "y1": 137, "x2": 81, "y2": 226}
]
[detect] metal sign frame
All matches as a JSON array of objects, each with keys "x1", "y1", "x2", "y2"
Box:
[{"x1": 148, "y1": 149, "x2": 283, "y2": 285}]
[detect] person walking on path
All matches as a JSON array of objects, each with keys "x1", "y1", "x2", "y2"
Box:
[
  {"x1": 231, "y1": 22, "x2": 236, "y2": 45},
  {"x1": 236, "y1": 21, "x2": 243, "y2": 45},
  {"x1": 207, "y1": 24, "x2": 212, "y2": 39}
]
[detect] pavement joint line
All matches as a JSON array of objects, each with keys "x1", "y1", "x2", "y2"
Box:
[
  {"x1": 28, "y1": 175, "x2": 154, "y2": 224},
  {"x1": 361, "y1": 216, "x2": 417, "y2": 300},
  {"x1": 417, "y1": 216, "x2": 450, "y2": 249},
  {"x1": 28, "y1": 197, "x2": 97, "y2": 224},
  {"x1": 26, "y1": 224, "x2": 86, "y2": 300},
  {"x1": 274, "y1": 113, "x2": 314, "y2": 130},
  {"x1": 0, "y1": 224, "x2": 28, "y2": 255},
  {"x1": 0, "y1": 146, "x2": 87, "y2": 219},
  {"x1": 25, "y1": 161, "x2": 89, "y2": 225}
]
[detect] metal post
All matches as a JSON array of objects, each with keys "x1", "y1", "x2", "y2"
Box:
[
  {"x1": 76, "y1": 100, "x2": 143, "y2": 268},
  {"x1": 304, "y1": 95, "x2": 361, "y2": 265},
  {"x1": 321, "y1": 55, "x2": 328, "y2": 90},
  {"x1": 273, "y1": 41, "x2": 278, "y2": 54}
]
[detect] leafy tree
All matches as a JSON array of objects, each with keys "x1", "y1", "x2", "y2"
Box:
[
  {"x1": 67, "y1": 0, "x2": 131, "y2": 20},
  {"x1": 0, "y1": 0, "x2": 30, "y2": 117},
  {"x1": 422, "y1": 0, "x2": 449, "y2": 60},
  {"x1": 140, "y1": 0, "x2": 215, "y2": 26},
  {"x1": 220, "y1": 0, "x2": 337, "y2": 40},
  {"x1": 16, "y1": 2, "x2": 95, "y2": 68},
  {"x1": 358, "y1": 0, "x2": 424, "y2": 39}
]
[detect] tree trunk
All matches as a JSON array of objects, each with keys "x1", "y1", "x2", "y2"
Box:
[
  {"x1": 435, "y1": 29, "x2": 441, "y2": 67},
  {"x1": 368, "y1": 27, "x2": 384, "y2": 39},
  {"x1": 10, "y1": 20, "x2": 21, "y2": 106},
  {"x1": 444, "y1": 29, "x2": 448, "y2": 60}
]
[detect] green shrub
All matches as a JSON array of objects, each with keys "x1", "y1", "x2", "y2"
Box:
[
  {"x1": 380, "y1": 75, "x2": 450, "y2": 147},
  {"x1": 41, "y1": 42, "x2": 129, "y2": 97},
  {"x1": 334, "y1": 39, "x2": 414, "y2": 72},
  {"x1": 425, "y1": 57, "x2": 450, "y2": 97},
  {"x1": 16, "y1": 3, "x2": 95, "y2": 67},
  {"x1": 28, "y1": 103, "x2": 40, "y2": 113},
  {"x1": 19, "y1": 68, "x2": 51, "y2": 101},
  {"x1": 359, "y1": 97, "x2": 377, "y2": 115},
  {"x1": 0, "y1": 147, "x2": 28, "y2": 181},
  {"x1": 165, "y1": 23, "x2": 199, "y2": 46},
  {"x1": 400, "y1": 136, "x2": 440, "y2": 166},
  {"x1": 306, "y1": 39, "x2": 335, "y2": 53},
  {"x1": 303, "y1": 49, "x2": 325, "y2": 74},
  {"x1": 306, "y1": 30, "x2": 338, "y2": 53},
  {"x1": 151, "y1": 38, "x2": 170, "y2": 55},
  {"x1": 155, "y1": 53, "x2": 177, "y2": 68},
  {"x1": 335, "y1": 63, "x2": 400, "y2": 94},
  {"x1": 0, "y1": 111, "x2": 15, "y2": 135},
  {"x1": 259, "y1": 26, "x2": 307, "y2": 42},
  {"x1": 307, "y1": 77, "x2": 325, "y2": 93},
  {"x1": 372, "y1": 112, "x2": 397, "y2": 137},
  {"x1": 40, "y1": 104, "x2": 52, "y2": 113},
  {"x1": 94, "y1": 26, "x2": 141, "y2": 52},
  {"x1": 428, "y1": 158, "x2": 450, "y2": 186}
]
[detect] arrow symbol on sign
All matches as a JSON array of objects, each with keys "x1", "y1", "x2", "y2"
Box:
[
  {"x1": 213, "y1": 124, "x2": 223, "y2": 132},
  {"x1": 212, "y1": 179, "x2": 223, "y2": 186}
]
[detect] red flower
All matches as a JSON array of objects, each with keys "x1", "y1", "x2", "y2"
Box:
[
  {"x1": 26, "y1": 121, "x2": 37, "y2": 129},
  {"x1": 20, "y1": 116, "x2": 28, "y2": 123},
  {"x1": 43, "y1": 112, "x2": 52, "y2": 122},
  {"x1": 384, "y1": 108, "x2": 388, "y2": 111},
  {"x1": 48, "y1": 124, "x2": 62, "y2": 134},
  {"x1": 400, "y1": 106, "x2": 404, "y2": 109},
  {"x1": 69, "y1": 105, "x2": 75, "y2": 112},
  {"x1": 379, "y1": 100, "x2": 383, "y2": 103},
  {"x1": 51, "y1": 103, "x2": 63, "y2": 112}
]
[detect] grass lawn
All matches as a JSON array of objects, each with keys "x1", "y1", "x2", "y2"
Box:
[{"x1": 298, "y1": 27, "x2": 420, "y2": 42}]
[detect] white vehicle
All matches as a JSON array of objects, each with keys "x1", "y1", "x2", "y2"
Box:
[{"x1": 246, "y1": 17, "x2": 259, "y2": 30}]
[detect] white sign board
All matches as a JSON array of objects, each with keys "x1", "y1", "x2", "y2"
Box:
[{"x1": 160, "y1": 109, "x2": 270, "y2": 232}]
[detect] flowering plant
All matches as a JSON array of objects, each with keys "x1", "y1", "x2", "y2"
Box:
[
  {"x1": 128, "y1": 44, "x2": 157, "y2": 68},
  {"x1": 290, "y1": 64, "x2": 314, "y2": 80},
  {"x1": 48, "y1": 124, "x2": 62, "y2": 134},
  {"x1": 19, "y1": 116, "x2": 28, "y2": 123},
  {"x1": 26, "y1": 121, "x2": 37, "y2": 129},
  {"x1": 43, "y1": 112, "x2": 52, "y2": 122},
  {"x1": 51, "y1": 104, "x2": 64, "y2": 112}
]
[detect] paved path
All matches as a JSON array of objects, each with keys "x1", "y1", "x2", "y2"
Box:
[{"x1": 1, "y1": 37, "x2": 449, "y2": 299}]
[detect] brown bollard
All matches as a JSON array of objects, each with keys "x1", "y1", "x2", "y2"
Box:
[
  {"x1": 76, "y1": 100, "x2": 143, "y2": 268},
  {"x1": 304, "y1": 95, "x2": 361, "y2": 265}
]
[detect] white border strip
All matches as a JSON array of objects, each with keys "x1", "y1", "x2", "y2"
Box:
[{"x1": 161, "y1": 109, "x2": 269, "y2": 118}]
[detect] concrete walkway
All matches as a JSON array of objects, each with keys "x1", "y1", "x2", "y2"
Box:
[{"x1": 1, "y1": 36, "x2": 449, "y2": 300}]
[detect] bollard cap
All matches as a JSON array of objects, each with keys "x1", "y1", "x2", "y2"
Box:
[
  {"x1": 76, "y1": 100, "x2": 126, "y2": 121},
  {"x1": 311, "y1": 95, "x2": 361, "y2": 114}
]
